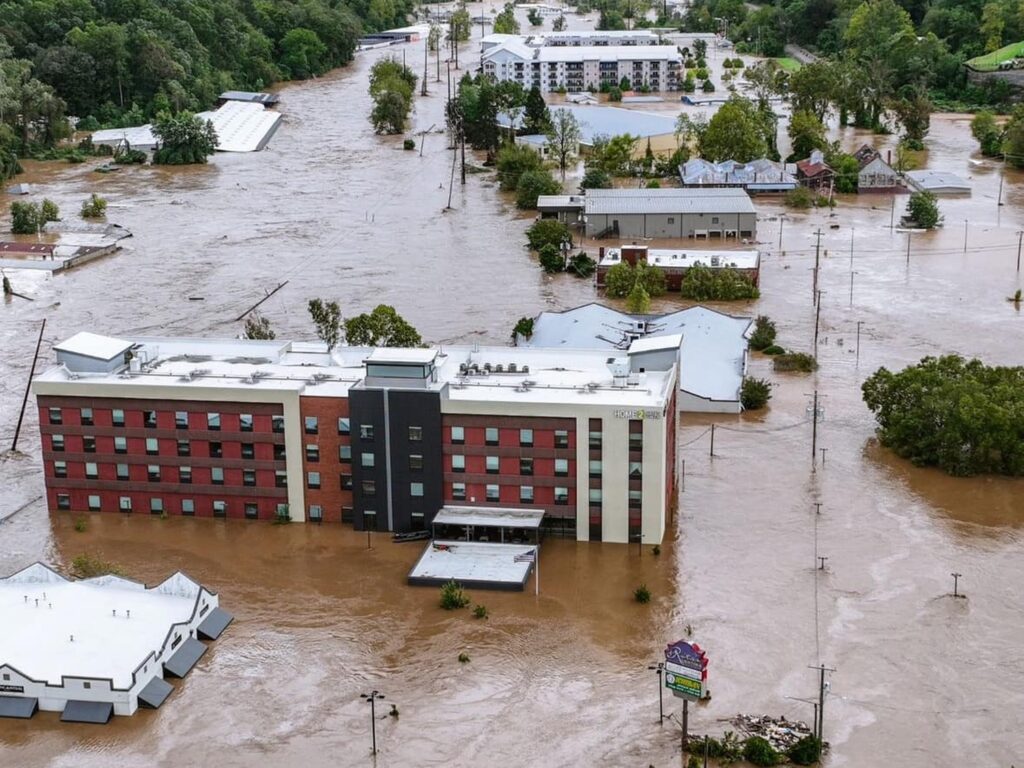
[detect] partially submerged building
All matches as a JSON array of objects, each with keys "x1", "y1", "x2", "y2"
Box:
[
  {"x1": 853, "y1": 145, "x2": 899, "y2": 190},
  {"x1": 520, "y1": 303, "x2": 752, "y2": 414},
  {"x1": 0, "y1": 563, "x2": 231, "y2": 722},
  {"x1": 795, "y1": 151, "x2": 834, "y2": 190},
  {"x1": 574, "y1": 188, "x2": 757, "y2": 240},
  {"x1": 904, "y1": 169, "x2": 971, "y2": 195},
  {"x1": 33, "y1": 333, "x2": 678, "y2": 545},
  {"x1": 679, "y1": 158, "x2": 797, "y2": 193},
  {"x1": 597, "y1": 244, "x2": 760, "y2": 290}
]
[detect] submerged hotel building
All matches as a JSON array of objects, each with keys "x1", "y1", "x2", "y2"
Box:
[{"x1": 33, "y1": 333, "x2": 678, "y2": 545}]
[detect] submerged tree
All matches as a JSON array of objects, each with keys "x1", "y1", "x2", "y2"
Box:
[
  {"x1": 546, "y1": 108, "x2": 581, "y2": 180},
  {"x1": 152, "y1": 113, "x2": 218, "y2": 165},
  {"x1": 308, "y1": 298, "x2": 343, "y2": 350},
  {"x1": 243, "y1": 313, "x2": 276, "y2": 340},
  {"x1": 345, "y1": 304, "x2": 422, "y2": 347}
]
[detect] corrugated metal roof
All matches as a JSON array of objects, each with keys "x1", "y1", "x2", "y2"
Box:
[
  {"x1": 61, "y1": 700, "x2": 112, "y2": 724},
  {"x1": 584, "y1": 188, "x2": 755, "y2": 215}
]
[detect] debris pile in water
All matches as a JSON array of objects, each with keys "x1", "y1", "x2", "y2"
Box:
[{"x1": 729, "y1": 714, "x2": 816, "y2": 751}]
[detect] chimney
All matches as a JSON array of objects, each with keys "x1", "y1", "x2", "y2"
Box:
[{"x1": 621, "y1": 245, "x2": 647, "y2": 266}]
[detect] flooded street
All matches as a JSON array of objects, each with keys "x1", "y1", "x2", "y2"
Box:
[{"x1": 2, "y1": 17, "x2": 1024, "y2": 767}]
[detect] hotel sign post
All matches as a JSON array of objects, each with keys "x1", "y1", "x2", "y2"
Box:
[{"x1": 664, "y1": 640, "x2": 708, "y2": 753}]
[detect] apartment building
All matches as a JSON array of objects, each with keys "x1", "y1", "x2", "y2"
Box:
[{"x1": 33, "y1": 332, "x2": 678, "y2": 545}]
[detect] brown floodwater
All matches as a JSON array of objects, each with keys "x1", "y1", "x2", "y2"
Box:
[{"x1": 1, "y1": 16, "x2": 1024, "y2": 767}]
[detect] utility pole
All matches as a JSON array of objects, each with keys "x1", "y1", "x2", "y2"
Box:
[
  {"x1": 856, "y1": 321, "x2": 864, "y2": 365},
  {"x1": 998, "y1": 170, "x2": 1004, "y2": 207},
  {"x1": 905, "y1": 231, "x2": 911, "y2": 264},
  {"x1": 1017, "y1": 231, "x2": 1022, "y2": 272},
  {"x1": 360, "y1": 690, "x2": 386, "y2": 755},
  {"x1": 963, "y1": 219, "x2": 968, "y2": 253},
  {"x1": 813, "y1": 289, "x2": 822, "y2": 358},
  {"x1": 778, "y1": 214, "x2": 785, "y2": 249},
  {"x1": 813, "y1": 229, "x2": 823, "y2": 298},
  {"x1": 817, "y1": 556, "x2": 828, "y2": 570},
  {"x1": 12, "y1": 319, "x2": 46, "y2": 452},
  {"x1": 849, "y1": 226, "x2": 854, "y2": 270},
  {"x1": 709, "y1": 423, "x2": 715, "y2": 456},
  {"x1": 422, "y1": 37, "x2": 428, "y2": 97},
  {"x1": 848, "y1": 271, "x2": 855, "y2": 308},
  {"x1": 889, "y1": 197, "x2": 895, "y2": 230},
  {"x1": 819, "y1": 447, "x2": 827, "y2": 467},
  {"x1": 807, "y1": 391, "x2": 823, "y2": 471},
  {"x1": 808, "y1": 664, "x2": 835, "y2": 743},
  {"x1": 814, "y1": 502, "x2": 822, "y2": 515},
  {"x1": 647, "y1": 662, "x2": 665, "y2": 723}
]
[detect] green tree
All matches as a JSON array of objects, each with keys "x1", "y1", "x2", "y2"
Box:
[
  {"x1": 526, "y1": 219, "x2": 572, "y2": 251},
  {"x1": 279, "y1": 28, "x2": 327, "y2": 79},
  {"x1": 345, "y1": 305, "x2": 422, "y2": 347},
  {"x1": 152, "y1": 113, "x2": 218, "y2": 165},
  {"x1": 971, "y1": 110, "x2": 1003, "y2": 157},
  {"x1": 741, "y1": 377, "x2": 772, "y2": 410},
  {"x1": 527, "y1": 8, "x2": 543, "y2": 26},
  {"x1": 546, "y1": 108, "x2": 581, "y2": 179},
  {"x1": 41, "y1": 199, "x2": 59, "y2": 223},
  {"x1": 589, "y1": 134, "x2": 636, "y2": 175},
  {"x1": 308, "y1": 298, "x2": 343, "y2": 350},
  {"x1": 906, "y1": 191, "x2": 941, "y2": 228},
  {"x1": 243, "y1": 313, "x2": 276, "y2": 340},
  {"x1": 10, "y1": 201, "x2": 41, "y2": 234},
  {"x1": 450, "y1": 9, "x2": 472, "y2": 43},
  {"x1": 699, "y1": 95, "x2": 768, "y2": 162},
  {"x1": 371, "y1": 90, "x2": 411, "y2": 134},
  {"x1": 625, "y1": 282, "x2": 651, "y2": 313},
  {"x1": 580, "y1": 167, "x2": 612, "y2": 190},
  {"x1": 748, "y1": 315, "x2": 777, "y2": 350},
  {"x1": 787, "y1": 110, "x2": 827, "y2": 161},
  {"x1": 523, "y1": 86, "x2": 551, "y2": 135},
  {"x1": 497, "y1": 143, "x2": 543, "y2": 191},
  {"x1": 553, "y1": 14, "x2": 567, "y2": 31},
  {"x1": 980, "y1": 2, "x2": 1005, "y2": 52},
  {"x1": 891, "y1": 88, "x2": 932, "y2": 149},
  {"x1": 80, "y1": 193, "x2": 107, "y2": 219},
  {"x1": 515, "y1": 169, "x2": 561, "y2": 209},
  {"x1": 787, "y1": 62, "x2": 836, "y2": 121},
  {"x1": 512, "y1": 316, "x2": 534, "y2": 341},
  {"x1": 830, "y1": 152, "x2": 861, "y2": 193},
  {"x1": 679, "y1": 264, "x2": 759, "y2": 300},
  {"x1": 494, "y1": 4, "x2": 521, "y2": 34},
  {"x1": 538, "y1": 243, "x2": 565, "y2": 273},
  {"x1": 604, "y1": 260, "x2": 666, "y2": 298},
  {"x1": 1001, "y1": 104, "x2": 1024, "y2": 167}
]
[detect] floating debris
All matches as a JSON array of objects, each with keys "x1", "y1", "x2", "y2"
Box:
[{"x1": 728, "y1": 714, "x2": 816, "y2": 752}]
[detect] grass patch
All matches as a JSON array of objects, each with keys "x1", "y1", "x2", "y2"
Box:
[
  {"x1": 967, "y1": 40, "x2": 1024, "y2": 72},
  {"x1": 70, "y1": 553, "x2": 126, "y2": 579},
  {"x1": 775, "y1": 57, "x2": 802, "y2": 72},
  {"x1": 773, "y1": 352, "x2": 818, "y2": 372}
]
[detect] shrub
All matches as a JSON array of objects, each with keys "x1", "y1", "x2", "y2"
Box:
[
  {"x1": 652, "y1": 544, "x2": 661, "y2": 556},
  {"x1": 906, "y1": 191, "x2": 941, "y2": 229},
  {"x1": 526, "y1": 219, "x2": 572, "y2": 252},
  {"x1": 73, "y1": 517, "x2": 88, "y2": 533},
  {"x1": 773, "y1": 352, "x2": 818, "y2": 372},
  {"x1": 762, "y1": 344, "x2": 785, "y2": 355},
  {"x1": 634, "y1": 584, "x2": 651, "y2": 603},
  {"x1": 786, "y1": 186, "x2": 815, "y2": 209},
  {"x1": 497, "y1": 142, "x2": 543, "y2": 191},
  {"x1": 71, "y1": 553, "x2": 125, "y2": 579},
  {"x1": 567, "y1": 252, "x2": 596, "y2": 278},
  {"x1": 702, "y1": 79, "x2": 716, "y2": 92},
  {"x1": 645, "y1": 179, "x2": 661, "y2": 189},
  {"x1": 680, "y1": 264, "x2": 759, "y2": 300},
  {"x1": 683, "y1": 76, "x2": 696, "y2": 93},
  {"x1": 706, "y1": 732, "x2": 744, "y2": 760},
  {"x1": 687, "y1": 756, "x2": 702, "y2": 768},
  {"x1": 512, "y1": 316, "x2": 535, "y2": 341},
  {"x1": 458, "y1": 651, "x2": 471, "y2": 663},
  {"x1": 41, "y1": 199, "x2": 59, "y2": 222},
  {"x1": 10, "y1": 202, "x2": 41, "y2": 234},
  {"x1": 580, "y1": 167, "x2": 612, "y2": 190},
  {"x1": 788, "y1": 735, "x2": 822, "y2": 765},
  {"x1": 538, "y1": 243, "x2": 565, "y2": 273},
  {"x1": 626, "y1": 282, "x2": 651, "y2": 313},
  {"x1": 749, "y1": 315, "x2": 777, "y2": 350},
  {"x1": 695, "y1": 67, "x2": 709, "y2": 80},
  {"x1": 607, "y1": 86, "x2": 622, "y2": 102},
  {"x1": 440, "y1": 579, "x2": 471, "y2": 610},
  {"x1": 741, "y1": 377, "x2": 772, "y2": 410},
  {"x1": 604, "y1": 260, "x2": 666, "y2": 298},
  {"x1": 515, "y1": 169, "x2": 561, "y2": 209},
  {"x1": 80, "y1": 193, "x2": 107, "y2": 219},
  {"x1": 403, "y1": 138, "x2": 416, "y2": 150},
  {"x1": 473, "y1": 604, "x2": 489, "y2": 619},
  {"x1": 114, "y1": 147, "x2": 147, "y2": 164},
  {"x1": 743, "y1": 736, "x2": 782, "y2": 766}
]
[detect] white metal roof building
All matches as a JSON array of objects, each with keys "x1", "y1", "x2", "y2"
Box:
[
  {"x1": 904, "y1": 170, "x2": 971, "y2": 195},
  {"x1": 0, "y1": 563, "x2": 231, "y2": 721},
  {"x1": 582, "y1": 188, "x2": 758, "y2": 239},
  {"x1": 521, "y1": 303, "x2": 752, "y2": 413}
]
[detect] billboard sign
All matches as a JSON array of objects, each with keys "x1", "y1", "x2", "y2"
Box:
[{"x1": 664, "y1": 640, "x2": 708, "y2": 701}]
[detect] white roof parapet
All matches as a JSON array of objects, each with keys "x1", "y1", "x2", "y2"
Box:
[
  {"x1": 365, "y1": 348, "x2": 438, "y2": 365},
  {"x1": 54, "y1": 332, "x2": 132, "y2": 361}
]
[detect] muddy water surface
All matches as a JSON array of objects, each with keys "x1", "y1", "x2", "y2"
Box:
[{"x1": 1, "y1": 23, "x2": 1023, "y2": 768}]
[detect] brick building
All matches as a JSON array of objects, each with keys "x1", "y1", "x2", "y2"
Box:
[{"x1": 33, "y1": 333, "x2": 678, "y2": 545}]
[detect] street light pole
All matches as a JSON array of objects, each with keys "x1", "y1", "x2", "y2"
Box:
[
  {"x1": 951, "y1": 571, "x2": 963, "y2": 598},
  {"x1": 647, "y1": 662, "x2": 665, "y2": 723},
  {"x1": 856, "y1": 321, "x2": 864, "y2": 365},
  {"x1": 360, "y1": 690, "x2": 386, "y2": 755}
]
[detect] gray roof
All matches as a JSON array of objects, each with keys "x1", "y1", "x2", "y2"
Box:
[
  {"x1": 681, "y1": 158, "x2": 797, "y2": 188},
  {"x1": 584, "y1": 187, "x2": 756, "y2": 215},
  {"x1": 61, "y1": 700, "x2": 112, "y2": 724},
  {"x1": 138, "y1": 677, "x2": 174, "y2": 709},
  {"x1": 905, "y1": 170, "x2": 971, "y2": 193},
  {"x1": 163, "y1": 637, "x2": 207, "y2": 678},
  {"x1": 0, "y1": 695, "x2": 37, "y2": 718},
  {"x1": 197, "y1": 607, "x2": 233, "y2": 641}
]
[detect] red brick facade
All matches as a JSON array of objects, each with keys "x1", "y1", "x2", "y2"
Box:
[{"x1": 298, "y1": 395, "x2": 352, "y2": 523}]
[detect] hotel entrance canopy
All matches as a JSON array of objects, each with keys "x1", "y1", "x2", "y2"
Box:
[{"x1": 432, "y1": 506, "x2": 544, "y2": 530}]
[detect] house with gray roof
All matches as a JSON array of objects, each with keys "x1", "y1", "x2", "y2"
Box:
[{"x1": 581, "y1": 187, "x2": 757, "y2": 240}]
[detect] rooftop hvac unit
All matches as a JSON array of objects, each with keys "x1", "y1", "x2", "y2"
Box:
[
  {"x1": 711, "y1": 255, "x2": 721, "y2": 266},
  {"x1": 522, "y1": 365, "x2": 530, "y2": 374},
  {"x1": 627, "y1": 372, "x2": 640, "y2": 386},
  {"x1": 508, "y1": 363, "x2": 518, "y2": 373},
  {"x1": 459, "y1": 363, "x2": 469, "y2": 374},
  {"x1": 495, "y1": 364, "x2": 504, "y2": 373},
  {"x1": 484, "y1": 362, "x2": 492, "y2": 372}
]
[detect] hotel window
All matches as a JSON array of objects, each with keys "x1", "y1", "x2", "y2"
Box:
[
  {"x1": 209, "y1": 441, "x2": 223, "y2": 458},
  {"x1": 241, "y1": 442, "x2": 255, "y2": 459},
  {"x1": 52, "y1": 434, "x2": 65, "y2": 452},
  {"x1": 485, "y1": 427, "x2": 499, "y2": 445},
  {"x1": 116, "y1": 463, "x2": 129, "y2": 480},
  {"x1": 339, "y1": 445, "x2": 352, "y2": 463},
  {"x1": 361, "y1": 452, "x2": 375, "y2": 468},
  {"x1": 147, "y1": 464, "x2": 160, "y2": 482},
  {"x1": 629, "y1": 461, "x2": 643, "y2": 478},
  {"x1": 486, "y1": 484, "x2": 500, "y2": 501},
  {"x1": 272, "y1": 415, "x2": 285, "y2": 433},
  {"x1": 410, "y1": 454, "x2": 423, "y2": 471},
  {"x1": 80, "y1": 407, "x2": 93, "y2": 426},
  {"x1": 520, "y1": 457, "x2": 534, "y2": 476},
  {"x1": 304, "y1": 416, "x2": 318, "y2": 434},
  {"x1": 410, "y1": 482, "x2": 424, "y2": 497},
  {"x1": 211, "y1": 467, "x2": 224, "y2": 485},
  {"x1": 274, "y1": 444, "x2": 287, "y2": 461},
  {"x1": 338, "y1": 417, "x2": 350, "y2": 435},
  {"x1": 629, "y1": 490, "x2": 643, "y2": 509},
  {"x1": 244, "y1": 502, "x2": 258, "y2": 519},
  {"x1": 146, "y1": 437, "x2": 159, "y2": 455},
  {"x1": 555, "y1": 430, "x2": 570, "y2": 449},
  {"x1": 243, "y1": 469, "x2": 256, "y2": 486},
  {"x1": 452, "y1": 482, "x2": 466, "y2": 500},
  {"x1": 589, "y1": 459, "x2": 602, "y2": 477},
  {"x1": 56, "y1": 493, "x2": 71, "y2": 510},
  {"x1": 182, "y1": 499, "x2": 195, "y2": 516},
  {"x1": 554, "y1": 487, "x2": 569, "y2": 505},
  {"x1": 362, "y1": 480, "x2": 376, "y2": 497},
  {"x1": 207, "y1": 412, "x2": 221, "y2": 431},
  {"x1": 519, "y1": 428, "x2": 533, "y2": 447},
  {"x1": 486, "y1": 456, "x2": 500, "y2": 474},
  {"x1": 119, "y1": 496, "x2": 132, "y2": 512},
  {"x1": 144, "y1": 410, "x2": 157, "y2": 428},
  {"x1": 48, "y1": 407, "x2": 62, "y2": 424},
  {"x1": 177, "y1": 439, "x2": 190, "y2": 457},
  {"x1": 83, "y1": 436, "x2": 96, "y2": 453},
  {"x1": 213, "y1": 500, "x2": 227, "y2": 518},
  {"x1": 451, "y1": 455, "x2": 465, "y2": 472},
  {"x1": 179, "y1": 466, "x2": 192, "y2": 484},
  {"x1": 88, "y1": 495, "x2": 101, "y2": 511},
  {"x1": 275, "y1": 470, "x2": 288, "y2": 488},
  {"x1": 85, "y1": 462, "x2": 98, "y2": 479},
  {"x1": 451, "y1": 426, "x2": 465, "y2": 444},
  {"x1": 340, "y1": 473, "x2": 353, "y2": 490},
  {"x1": 629, "y1": 421, "x2": 643, "y2": 451},
  {"x1": 175, "y1": 411, "x2": 189, "y2": 429},
  {"x1": 54, "y1": 460, "x2": 67, "y2": 478},
  {"x1": 360, "y1": 424, "x2": 374, "y2": 440},
  {"x1": 308, "y1": 471, "x2": 321, "y2": 489},
  {"x1": 589, "y1": 488, "x2": 603, "y2": 506},
  {"x1": 520, "y1": 485, "x2": 534, "y2": 503},
  {"x1": 308, "y1": 505, "x2": 323, "y2": 522},
  {"x1": 342, "y1": 506, "x2": 354, "y2": 523},
  {"x1": 306, "y1": 444, "x2": 320, "y2": 462},
  {"x1": 588, "y1": 422, "x2": 602, "y2": 449},
  {"x1": 112, "y1": 409, "x2": 125, "y2": 426},
  {"x1": 150, "y1": 498, "x2": 164, "y2": 514},
  {"x1": 409, "y1": 426, "x2": 423, "y2": 442},
  {"x1": 239, "y1": 413, "x2": 254, "y2": 432},
  {"x1": 554, "y1": 458, "x2": 569, "y2": 477}
]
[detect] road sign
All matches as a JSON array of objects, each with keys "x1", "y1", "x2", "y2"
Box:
[{"x1": 664, "y1": 640, "x2": 708, "y2": 701}]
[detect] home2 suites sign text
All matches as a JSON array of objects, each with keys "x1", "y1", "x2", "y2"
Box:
[{"x1": 614, "y1": 409, "x2": 664, "y2": 420}]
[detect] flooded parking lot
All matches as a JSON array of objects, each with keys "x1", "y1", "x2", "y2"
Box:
[{"x1": 1, "y1": 20, "x2": 1023, "y2": 767}]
